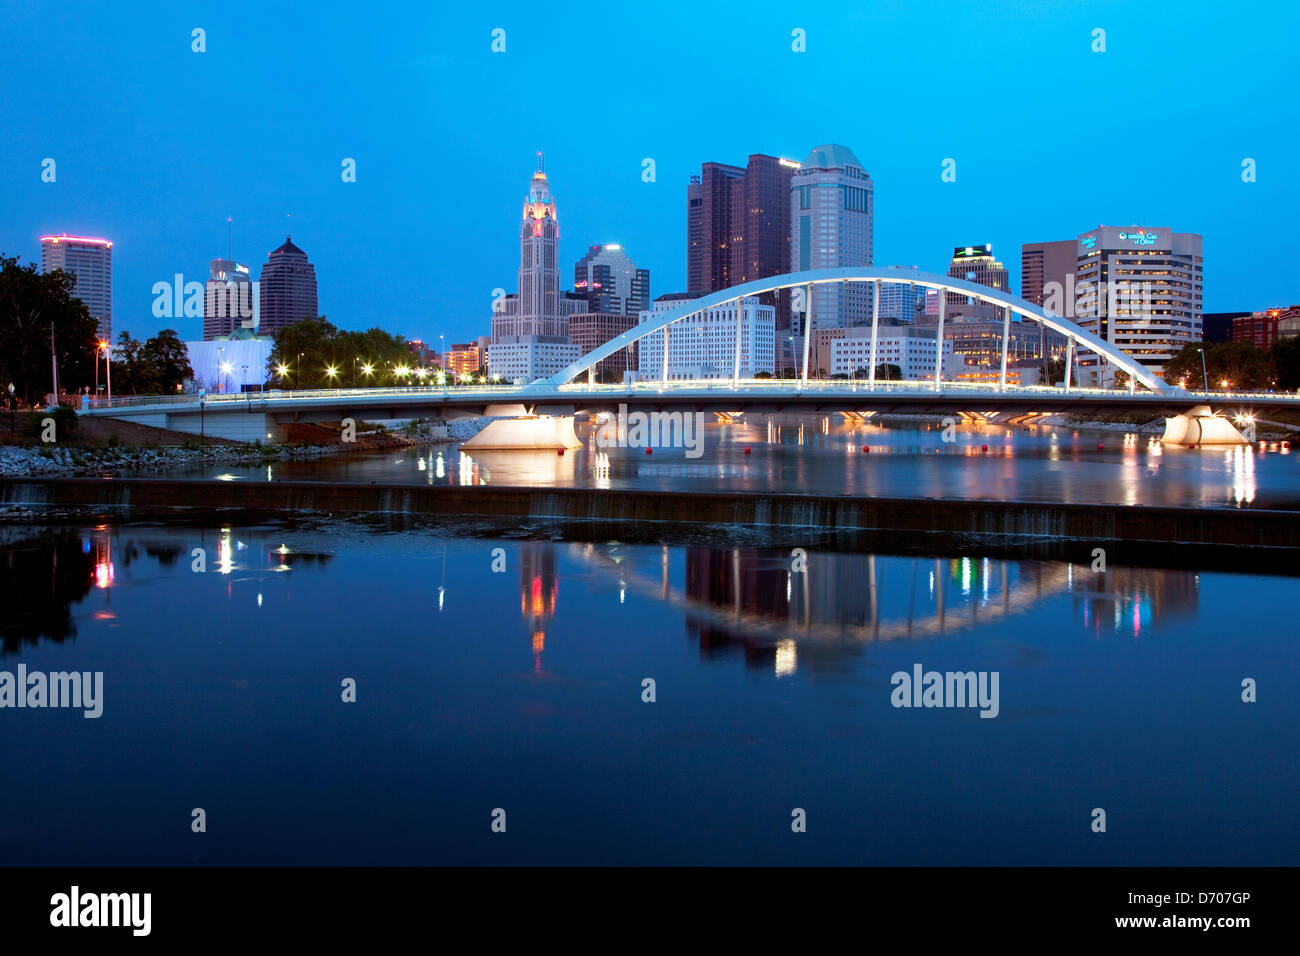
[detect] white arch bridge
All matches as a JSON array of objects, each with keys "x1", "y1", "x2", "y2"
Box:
[
  {"x1": 80, "y1": 268, "x2": 1300, "y2": 441},
  {"x1": 549, "y1": 266, "x2": 1168, "y2": 391}
]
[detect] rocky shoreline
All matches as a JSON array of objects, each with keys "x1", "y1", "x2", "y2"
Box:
[{"x1": 0, "y1": 417, "x2": 493, "y2": 478}]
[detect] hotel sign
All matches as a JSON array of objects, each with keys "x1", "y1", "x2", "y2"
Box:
[{"x1": 1078, "y1": 226, "x2": 1172, "y2": 254}]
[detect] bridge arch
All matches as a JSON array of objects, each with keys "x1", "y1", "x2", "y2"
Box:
[{"x1": 545, "y1": 266, "x2": 1171, "y2": 392}]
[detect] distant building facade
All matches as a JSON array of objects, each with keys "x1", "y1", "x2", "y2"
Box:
[
  {"x1": 204, "y1": 258, "x2": 255, "y2": 340},
  {"x1": 40, "y1": 234, "x2": 113, "y2": 340},
  {"x1": 943, "y1": 244, "x2": 1010, "y2": 321},
  {"x1": 829, "y1": 326, "x2": 958, "y2": 380},
  {"x1": 568, "y1": 312, "x2": 639, "y2": 380},
  {"x1": 1232, "y1": 307, "x2": 1300, "y2": 349},
  {"x1": 877, "y1": 267, "x2": 921, "y2": 322},
  {"x1": 638, "y1": 294, "x2": 774, "y2": 380},
  {"x1": 573, "y1": 244, "x2": 650, "y2": 315},
  {"x1": 1020, "y1": 239, "x2": 1077, "y2": 310}
]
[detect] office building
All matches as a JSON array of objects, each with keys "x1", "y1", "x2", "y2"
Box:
[
  {"x1": 203, "y1": 258, "x2": 255, "y2": 340},
  {"x1": 877, "y1": 267, "x2": 921, "y2": 322},
  {"x1": 40, "y1": 234, "x2": 112, "y2": 340},
  {"x1": 829, "y1": 326, "x2": 959, "y2": 380},
  {"x1": 1073, "y1": 226, "x2": 1203, "y2": 371},
  {"x1": 638, "y1": 293, "x2": 774, "y2": 380},
  {"x1": 685, "y1": 154, "x2": 796, "y2": 323},
  {"x1": 1233, "y1": 307, "x2": 1300, "y2": 349},
  {"x1": 257, "y1": 237, "x2": 318, "y2": 337},
  {"x1": 944, "y1": 244, "x2": 1009, "y2": 321},
  {"x1": 568, "y1": 312, "x2": 639, "y2": 380},
  {"x1": 789, "y1": 144, "x2": 874, "y2": 331},
  {"x1": 574, "y1": 244, "x2": 650, "y2": 315},
  {"x1": 1020, "y1": 239, "x2": 1077, "y2": 310}
]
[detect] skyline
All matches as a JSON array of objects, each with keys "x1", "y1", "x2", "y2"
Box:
[{"x1": 2, "y1": 0, "x2": 1296, "y2": 345}]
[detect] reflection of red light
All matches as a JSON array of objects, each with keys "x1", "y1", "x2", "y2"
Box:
[{"x1": 94, "y1": 561, "x2": 114, "y2": 589}]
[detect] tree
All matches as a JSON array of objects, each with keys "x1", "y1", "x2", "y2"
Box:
[
  {"x1": 1043, "y1": 358, "x2": 1066, "y2": 386},
  {"x1": 143, "y1": 330, "x2": 193, "y2": 393},
  {"x1": 268, "y1": 317, "x2": 419, "y2": 388},
  {"x1": 111, "y1": 331, "x2": 158, "y2": 394},
  {"x1": 1163, "y1": 341, "x2": 1269, "y2": 390},
  {"x1": 873, "y1": 363, "x2": 902, "y2": 381},
  {"x1": 0, "y1": 254, "x2": 99, "y2": 404},
  {"x1": 1270, "y1": 337, "x2": 1300, "y2": 391}
]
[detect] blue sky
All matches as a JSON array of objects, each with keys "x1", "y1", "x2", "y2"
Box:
[{"x1": 1, "y1": 0, "x2": 1295, "y2": 344}]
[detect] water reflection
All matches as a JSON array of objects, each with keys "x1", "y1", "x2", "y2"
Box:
[
  {"x1": 0, "y1": 530, "x2": 96, "y2": 653},
  {"x1": 0, "y1": 527, "x2": 1235, "y2": 671},
  {"x1": 559, "y1": 542, "x2": 1207, "y2": 677},
  {"x1": 160, "y1": 416, "x2": 1300, "y2": 510}
]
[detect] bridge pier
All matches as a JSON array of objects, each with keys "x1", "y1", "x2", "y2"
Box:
[{"x1": 1161, "y1": 405, "x2": 1249, "y2": 446}]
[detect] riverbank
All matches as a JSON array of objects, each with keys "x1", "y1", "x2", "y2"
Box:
[{"x1": 0, "y1": 416, "x2": 492, "y2": 478}]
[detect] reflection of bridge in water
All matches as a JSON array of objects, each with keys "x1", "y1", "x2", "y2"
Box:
[{"x1": 567, "y1": 542, "x2": 1198, "y2": 675}]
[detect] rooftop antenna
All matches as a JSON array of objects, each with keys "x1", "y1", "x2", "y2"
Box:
[
  {"x1": 227, "y1": 216, "x2": 232, "y2": 260},
  {"x1": 537, "y1": 151, "x2": 544, "y2": 174}
]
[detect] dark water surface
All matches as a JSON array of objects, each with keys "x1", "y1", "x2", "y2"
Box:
[
  {"x1": 165, "y1": 418, "x2": 1300, "y2": 510},
  {"x1": 1, "y1": 522, "x2": 1295, "y2": 865}
]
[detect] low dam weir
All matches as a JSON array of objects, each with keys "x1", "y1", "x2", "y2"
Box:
[{"x1": 3, "y1": 479, "x2": 1297, "y2": 564}]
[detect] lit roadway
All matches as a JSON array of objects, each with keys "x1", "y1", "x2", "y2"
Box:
[{"x1": 79, "y1": 379, "x2": 1300, "y2": 426}]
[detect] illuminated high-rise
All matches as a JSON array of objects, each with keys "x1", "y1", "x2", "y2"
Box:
[{"x1": 40, "y1": 234, "x2": 113, "y2": 340}]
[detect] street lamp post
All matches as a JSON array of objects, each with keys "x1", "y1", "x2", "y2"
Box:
[
  {"x1": 199, "y1": 389, "x2": 206, "y2": 449},
  {"x1": 7, "y1": 383, "x2": 14, "y2": 436}
]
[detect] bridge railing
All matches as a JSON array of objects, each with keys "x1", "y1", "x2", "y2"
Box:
[{"x1": 78, "y1": 380, "x2": 1300, "y2": 412}]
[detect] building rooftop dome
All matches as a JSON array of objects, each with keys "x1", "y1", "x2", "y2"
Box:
[{"x1": 801, "y1": 143, "x2": 865, "y2": 172}]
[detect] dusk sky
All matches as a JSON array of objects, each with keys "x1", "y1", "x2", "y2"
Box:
[{"x1": 2, "y1": 0, "x2": 1295, "y2": 344}]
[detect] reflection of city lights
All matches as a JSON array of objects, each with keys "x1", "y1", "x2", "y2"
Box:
[
  {"x1": 94, "y1": 560, "x2": 114, "y2": 589},
  {"x1": 218, "y1": 531, "x2": 234, "y2": 574},
  {"x1": 775, "y1": 639, "x2": 797, "y2": 678}
]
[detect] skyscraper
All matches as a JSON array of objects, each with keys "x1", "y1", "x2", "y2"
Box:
[
  {"x1": 943, "y1": 244, "x2": 1009, "y2": 321},
  {"x1": 1073, "y1": 226, "x2": 1203, "y2": 372},
  {"x1": 1020, "y1": 239, "x2": 1077, "y2": 309},
  {"x1": 40, "y1": 234, "x2": 112, "y2": 340},
  {"x1": 257, "y1": 237, "x2": 318, "y2": 337},
  {"x1": 789, "y1": 144, "x2": 874, "y2": 331},
  {"x1": 573, "y1": 244, "x2": 650, "y2": 315},
  {"x1": 877, "y1": 266, "x2": 920, "y2": 322},
  {"x1": 685, "y1": 154, "x2": 795, "y2": 323},
  {"x1": 488, "y1": 154, "x2": 583, "y2": 382},
  {"x1": 203, "y1": 258, "x2": 255, "y2": 340}
]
